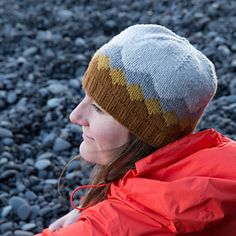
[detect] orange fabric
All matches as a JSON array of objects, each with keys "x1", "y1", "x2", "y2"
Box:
[{"x1": 35, "y1": 129, "x2": 236, "y2": 236}]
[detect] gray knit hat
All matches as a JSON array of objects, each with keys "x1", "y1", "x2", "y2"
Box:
[{"x1": 83, "y1": 24, "x2": 217, "y2": 148}]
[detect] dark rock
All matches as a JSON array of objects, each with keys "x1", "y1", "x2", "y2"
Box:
[{"x1": 0, "y1": 170, "x2": 18, "y2": 181}]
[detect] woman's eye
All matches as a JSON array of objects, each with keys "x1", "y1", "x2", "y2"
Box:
[{"x1": 91, "y1": 104, "x2": 103, "y2": 113}]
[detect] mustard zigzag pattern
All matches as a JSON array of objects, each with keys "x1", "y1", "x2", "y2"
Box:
[{"x1": 96, "y1": 53, "x2": 179, "y2": 125}]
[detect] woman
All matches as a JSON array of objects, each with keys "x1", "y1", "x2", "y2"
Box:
[{"x1": 36, "y1": 24, "x2": 236, "y2": 235}]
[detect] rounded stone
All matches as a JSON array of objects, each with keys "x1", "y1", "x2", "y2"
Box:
[
  {"x1": 22, "y1": 223, "x2": 36, "y2": 231},
  {"x1": 45, "y1": 179, "x2": 57, "y2": 185},
  {"x1": 1, "y1": 205, "x2": 12, "y2": 218},
  {"x1": 47, "y1": 98, "x2": 62, "y2": 108},
  {"x1": 25, "y1": 190, "x2": 37, "y2": 201},
  {"x1": 37, "y1": 152, "x2": 55, "y2": 160},
  {"x1": 35, "y1": 159, "x2": 51, "y2": 170},
  {"x1": 30, "y1": 205, "x2": 40, "y2": 219},
  {"x1": 53, "y1": 137, "x2": 71, "y2": 152},
  {"x1": 14, "y1": 230, "x2": 33, "y2": 236},
  {"x1": 9, "y1": 196, "x2": 28, "y2": 211},
  {"x1": 16, "y1": 203, "x2": 31, "y2": 220},
  {"x1": 48, "y1": 83, "x2": 68, "y2": 94},
  {"x1": 0, "y1": 127, "x2": 13, "y2": 138},
  {"x1": 229, "y1": 79, "x2": 236, "y2": 95}
]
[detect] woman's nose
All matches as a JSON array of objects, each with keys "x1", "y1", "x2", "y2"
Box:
[{"x1": 69, "y1": 104, "x2": 89, "y2": 126}]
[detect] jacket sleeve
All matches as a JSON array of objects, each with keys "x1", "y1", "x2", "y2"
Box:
[
  {"x1": 34, "y1": 201, "x2": 121, "y2": 236},
  {"x1": 34, "y1": 218, "x2": 108, "y2": 236},
  {"x1": 34, "y1": 215, "x2": 116, "y2": 236},
  {"x1": 35, "y1": 199, "x2": 173, "y2": 236}
]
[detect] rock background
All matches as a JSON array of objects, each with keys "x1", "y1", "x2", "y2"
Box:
[{"x1": 0, "y1": 0, "x2": 236, "y2": 235}]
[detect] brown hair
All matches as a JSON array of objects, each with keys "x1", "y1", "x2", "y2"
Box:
[
  {"x1": 58, "y1": 133, "x2": 156, "y2": 210},
  {"x1": 79, "y1": 132, "x2": 157, "y2": 209}
]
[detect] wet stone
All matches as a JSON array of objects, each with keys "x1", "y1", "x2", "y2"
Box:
[
  {"x1": 0, "y1": 222, "x2": 13, "y2": 232},
  {"x1": 16, "y1": 203, "x2": 31, "y2": 220},
  {"x1": 9, "y1": 196, "x2": 28, "y2": 211},
  {"x1": 53, "y1": 137, "x2": 71, "y2": 152},
  {"x1": 30, "y1": 205, "x2": 40, "y2": 219},
  {"x1": 35, "y1": 159, "x2": 51, "y2": 170},
  {"x1": 39, "y1": 206, "x2": 52, "y2": 217},
  {"x1": 0, "y1": 127, "x2": 13, "y2": 138},
  {"x1": 25, "y1": 190, "x2": 37, "y2": 201},
  {"x1": 14, "y1": 230, "x2": 34, "y2": 236},
  {"x1": 22, "y1": 223, "x2": 36, "y2": 231},
  {"x1": 1, "y1": 205, "x2": 12, "y2": 218}
]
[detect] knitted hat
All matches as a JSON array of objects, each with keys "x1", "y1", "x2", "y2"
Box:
[{"x1": 82, "y1": 24, "x2": 217, "y2": 148}]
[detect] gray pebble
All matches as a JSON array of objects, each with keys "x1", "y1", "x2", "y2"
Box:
[
  {"x1": 0, "y1": 98, "x2": 6, "y2": 109},
  {"x1": 0, "y1": 158, "x2": 8, "y2": 165},
  {"x1": 57, "y1": 9, "x2": 73, "y2": 21},
  {"x1": 37, "y1": 152, "x2": 55, "y2": 160},
  {"x1": 39, "y1": 206, "x2": 52, "y2": 217},
  {"x1": 0, "y1": 127, "x2": 13, "y2": 138},
  {"x1": 225, "y1": 95, "x2": 236, "y2": 103},
  {"x1": 16, "y1": 203, "x2": 31, "y2": 220},
  {"x1": 35, "y1": 159, "x2": 51, "y2": 170},
  {"x1": 14, "y1": 230, "x2": 33, "y2": 236},
  {"x1": 0, "y1": 170, "x2": 18, "y2": 181},
  {"x1": 47, "y1": 98, "x2": 62, "y2": 108},
  {"x1": 25, "y1": 190, "x2": 37, "y2": 201},
  {"x1": 67, "y1": 123, "x2": 82, "y2": 134},
  {"x1": 42, "y1": 133, "x2": 56, "y2": 147},
  {"x1": 75, "y1": 37, "x2": 86, "y2": 47},
  {"x1": 38, "y1": 87, "x2": 49, "y2": 97},
  {"x1": 229, "y1": 79, "x2": 236, "y2": 95},
  {"x1": 45, "y1": 179, "x2": 57, "y2": 185},
  {"x1": 0, "y1": 222, "x2": 13, "y2": 232},
  {"x1": 48, "y1": 83, "x2": 68, "y2": 94},
  {"x1": 231, "y1": 59, "x2": 236, "y2": 68},
  {"x1": 69, "y1": 78, "x2": 82, "y2": 90},
  {"x1": 2, "y1": 137, "x2": 14, "y2": 145},
  {"x1": 16, "y1": 56, "x2": 27, "y2": 64},
  {"x1": 22, "y1": 223, "x2": 36, "y2": 231},
  {"x1": 7, "y1": 91, "x2": 17, "y2": 104},
  {"x1": 53, "y1": 137, "x2": 71, "y2": 152},
  {"x1": 30, "y1": 205, "x2": 40, "y2": 219},
  {"x1": 16, "y1": 183, "x2": 26, "y2": 193},
  {"x1": 67, "y1": 160, "x2": 81, "y2": 172},
  {"x1": 37, "y1": 30, "x2": 53, "y2": 41},
  {"x1": 218, "y1": 45, "x2": 231, "y2": 56},
  {"x1": 9, "y1": 196, "x2": 28, "y2": 211},
  {"x1": 1, "y1": 205, "x2": 12, "y2": 218},
  {"x1": 2, "y1": 231, "x2": 12, "y2": 236},
  {"x1": 23, "y1": 47, "x2": 38, "y2": 57}
]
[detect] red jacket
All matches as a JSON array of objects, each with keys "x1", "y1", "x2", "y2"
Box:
[{"x1": 36, "y1": 129, "x2": 236, "y2": 235}]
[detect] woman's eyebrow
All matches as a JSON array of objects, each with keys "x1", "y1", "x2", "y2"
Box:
[{"x1": 84, "y1": 90, "x2": 108, "y2": 114}]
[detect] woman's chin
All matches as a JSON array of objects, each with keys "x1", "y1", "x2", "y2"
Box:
[{"x1": 79, "y1": 141, "x2": 96, "y2": 163}]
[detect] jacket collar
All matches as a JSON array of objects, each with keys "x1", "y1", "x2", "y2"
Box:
[{"x1": 135, "y1": 128, "x2": 229, "y2": 176}]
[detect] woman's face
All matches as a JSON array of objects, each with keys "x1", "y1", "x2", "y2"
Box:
[{"x1": 70, "y1": 93, "x2": 129, "y2": 165}]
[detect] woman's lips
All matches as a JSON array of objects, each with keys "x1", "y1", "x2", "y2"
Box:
[{"x1": 82, "y1": 133, "x2": 94, "y2": 141}]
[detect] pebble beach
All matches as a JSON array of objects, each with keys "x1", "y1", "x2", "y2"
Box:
[{"x1": 0, "y1": 0, "x2": 236, "y2": 235}]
